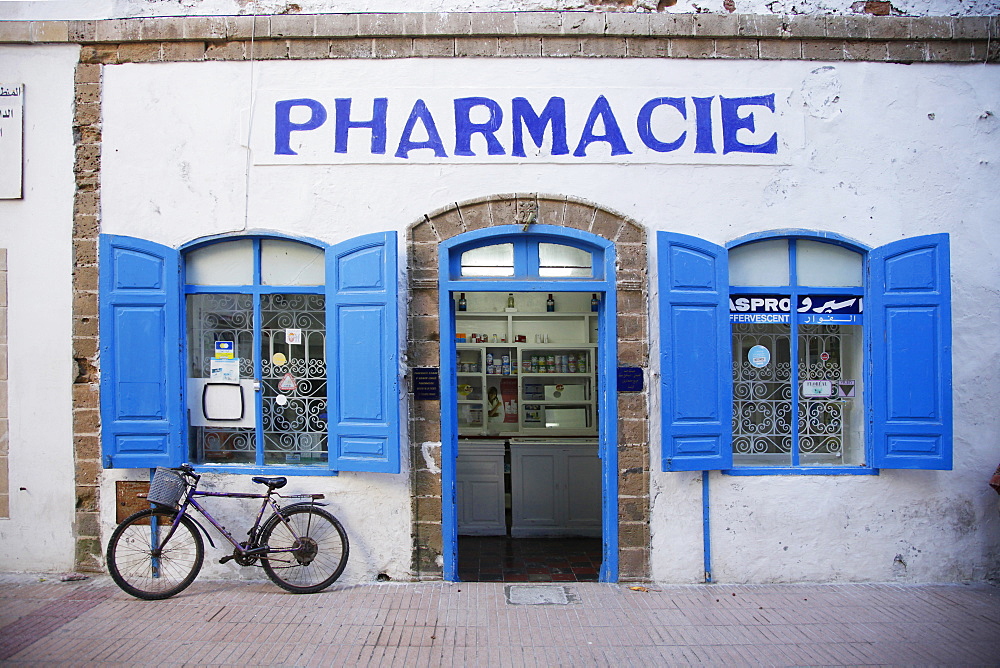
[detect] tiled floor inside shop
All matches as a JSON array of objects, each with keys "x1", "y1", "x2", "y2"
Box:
[{"x1": 457, "y1": 536, "x2": 602, "y2": 582}]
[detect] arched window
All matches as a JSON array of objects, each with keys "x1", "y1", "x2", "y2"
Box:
[{"x1": 451, "y1": 235, "x2": 603, "y2": 280}]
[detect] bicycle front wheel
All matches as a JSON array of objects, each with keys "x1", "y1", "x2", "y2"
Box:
[
  {"x1": 106, "y1": 508, "x2": 204, "y2": 600},
  {"x1": 260, "y1": 506, "x2": 349, "y2": 594}
]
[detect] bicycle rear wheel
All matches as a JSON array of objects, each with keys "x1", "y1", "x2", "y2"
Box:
[
  {"x1": 260, "y1": 506, "x2": 348, "y2": 594},
  {"x1": 106, "y1": 508, "x2": 204, "y2": 600}
]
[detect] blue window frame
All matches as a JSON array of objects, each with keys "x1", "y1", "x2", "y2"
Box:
[
  {"x1": 448, "y1": 232, "x2": 604, "y2": 281},
  {"x1": 657, "y1": 231, "x2": 951, "y2": 475},
  {"x1": 100, "y1": 232, "x2": 401, "y2": 475}
]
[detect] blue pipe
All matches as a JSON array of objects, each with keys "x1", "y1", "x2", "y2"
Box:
[{"x1": 702, "y1": 471, "x2": 712, "y2": 584}]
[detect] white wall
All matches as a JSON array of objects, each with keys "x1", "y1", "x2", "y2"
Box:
[
  {"x1": 0, "y1": 44, "x2": 80, "y2": 572},
  {"x1": 100, "y1": 57, "x2": 1000, "y2": 583}
]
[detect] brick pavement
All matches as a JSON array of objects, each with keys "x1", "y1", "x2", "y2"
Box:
[{"x1": 0, "y1": 573, "x2": 997, "y2": 666}]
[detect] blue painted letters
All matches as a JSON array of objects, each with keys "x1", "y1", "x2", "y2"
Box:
[{"x1": 274, "y1": 98, "x2": 328, "y2": 156}]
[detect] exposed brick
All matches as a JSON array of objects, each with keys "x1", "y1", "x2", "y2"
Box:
[
  {"x1": 927, "y1": 40, "x2": 975, "y2": 62},
  {"x1": 181, "y1": 16, "x2": 228, "y2": 40},
  {"x1": 458, "y1": 202, "x2": 492, "y2": 231},
  {"x1": 373, "y1": 37, "x2": 414, "y2": 58},
  {"x1": 620, "y1": 522, "x2": 650, "y2": 550},
  {"x1": 409, "y1": 288, "x2": 440, "y2": 318},
  {"x1": 74, "y1": 317, "x2": 99, "y2": 338},
  {"x1": 224, "y1": 16, "x2": 256, "y2": 40},
  {"x1": 414, "y1": 469, "x2": 442, "y2": 498},
  {"x1": 619, "y1": 392, "x2": 648, "y2": 416},
  {"x1": 95, "y1": 18, "x2": 142, "y2": 43},
  {"x1": 826, "y1": 16, "x2": 869, "y2": 40},
  {"x1": 694, "y1": 13, "x2": 738, "y2": 37},
  {"x1": 536, "y1": 198, "x2": 566, "y2": 228},
  {"x1": 670, "y1": 38, "x2": 714, "y2": 58},
  {"x1": 515, "y1": 12, "x2": 562, "y2": 36},
  {"x1": 618, "y1": 340, "x2": 649, "y2": 367},
  {"x1": 80, "y1": 45, "x2": 119, "y2": 65},
  {"x1": 71, "y1": 380, "x2": 99, "y2": 409},
  {"x1": 74, "y1": 101, "x2": 101, "y2": 128},
  {"x1": 909, "y1": 16, "x2": 953, "y2": 40},
  {"x1": 498, "y1": 37, "x2": 542, "y2": 56},
  {"x1": 627, "y1": 37, "x2": 669, "y2": 58},
  {"x1": 76, "y1": 485, "x2": 99, "y2": 512},
  {"x1": 649, "y1": 13, "x2": 696, "y2": 37},
  {"x1": 783, "y1": 16, "x2": 825, "y2": 38},
  {"x1": 618, "y1": 313, "x2": 646, "y2": 342},
  {"x1": 74, "y1": 64, "x2": 101, "y2": 86},
  {"x1": 424, "y1": 12, "x2": 473, "y2": 36},
  {"x1": 250, "y1": 39, "x2": 289, "y2": 59},
  {"x1": 581, "y1": 37, "x2": 627, "y2": 57},
  {"x1": 619, "y1": 417, "x2": 647, "y2": 444},
  {"x1": 68, "y1": 20, "x2": 96, "y2": 42},
  {"x1": 163, "y1": 41, "x2": 206, "y2": 61},
  {"x1": 74, "y1": 239, "x2": 98, "y2": 266},
  {"x1": 619, "y1": 497, "x2": 649, "y2": 523},
  {"x1": 953, "y1": 17, "x2": 990, "y2": 40},
  {"x1": 314, "y1": 14, "x2": 359, "y2": 37},
  {"x1": 413, "y1": 400, "x2": 443, "y2": 424},
  {"x1": 470, "y1": 12, "x2": 517, "y2": 35},
  {"x1": 489, "y1": 197, "x2": 518, "y2": 228},
  {"x1": 76, "y1": 511, "x2": 100, "y2": 538},
  {"x1": 616, "y1": 243, "x2": 647, "y2": 273},
  {"x1": 429, "y1": 210, "x2": 465, "y2": 240},
  {"x1": 270, "y1": 14, "x2": 315, "y2": 38},
  {"x1": 618, "y1": 547, "x2": 650, "y2": 580},
  {"x1": 867, "y1": 16, "x2": 909, "y2": 39},
  {"x1": 541, "y1": 37, "x2": 581, "y2": 57},
  {"x1": 715, "y1": 38, "x2": 758, "y2": 59},
  {"x1": 411, "y1": 314, "x2": 441, "y2": 343},
  {"x1": 562, "y1": 12, "x2": 604, "y2": 35},
  {"x1": 75, "y1": 83, "x2": 101, "y2": 105},
  {"x1": 415, "y1": 495, "x2": 442, "y2": 523},
  {"x1": 287, "y1": 39, "x2": 331, "y2": 59},
  {"x1": 74, "y1": 435, "x2": 100, "y2": 461},
  {"x1": 73, "y1": 337, "x2": 98, "y2": 361},
  {"x1": 738, "y1": 15, "x2": 784, "y2": 38},
  {"x1": 618, "y1": 444, "x2": 649, "y2": 471},
  {"x1": 412, "y1": 416, "x2": 442, "y2": 444},
  {"x1": 887, "y1": 40, "x2": 925, "y2": 62},
  {"x1": 74, "y1": 145, "x2": 100, "y2": 173},
  {"x1": 455, "y1": 37, "x2": 499, "y2": 57},
  {"x1": 802, "y1": 39, "x2": 846, "y2": 61},
  {"x1": 75, "y1": 537, "x2": 103, "y2": 572},
  {"x1": 605, "y1": 13, "x2": 650, "y2": 37},
  {"x1": 760, "y1": 39, "x2": 803, "y2": 60},
  {"x1": 141, "y1": 17, "x2": 184, "y2": 41},
  {"x1": 413, "y1": 37, "x2": 454, "y2": 57},
  {"x1": 843, "y1": 40, "x2": 888, "y2": 61},
  {"x1": 74, "y1": 455, "x2": 99, "y2": 486},
  {"x1": 329, "y1": 38, "x2": 374, "y2": 58},
  {"x1": 206, "y1": 40, "x2": 247, "y2": 60},
  {"x1": 591, "y1": 208, "x2": 622, "y2": 240},
  {"x1": 117, "y1": 42, "x2": 161, "y2": 63},
  {"x1": 410, "y1": 242, "x2": 439, "y2": 271}
]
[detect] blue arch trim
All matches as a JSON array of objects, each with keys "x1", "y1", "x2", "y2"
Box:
[
  {"x1": 438, "y1": 224, "x2": 619, "y2": 583},
  {"x1": 726, "y1": 228, "x2": 871, "y2": 252}
]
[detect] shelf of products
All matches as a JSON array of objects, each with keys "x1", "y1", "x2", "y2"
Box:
[{"x1": 456, "y1": 311, "x2": 598, "y2": 436}]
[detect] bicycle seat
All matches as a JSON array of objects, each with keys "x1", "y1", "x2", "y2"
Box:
[{"x1": 252, "y1": 476, "x2": 287, "y2": 489}]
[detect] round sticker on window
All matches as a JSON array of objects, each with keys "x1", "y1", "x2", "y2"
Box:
[
  {"x1": 272, "y1": 352, "x2": 287, "y2": 366},
  {"x1": 748, "y1": 344, "x2": 771, "y2": 368}
]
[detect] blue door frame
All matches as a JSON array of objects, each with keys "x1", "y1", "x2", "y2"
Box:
[{"x1": 437, "y1": 225, "x2": 619, "y2": 582}]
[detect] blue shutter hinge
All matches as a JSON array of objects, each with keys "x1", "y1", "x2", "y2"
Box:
[{"x1": 103, "y1": 454, "x2": 113, "y2": 468}]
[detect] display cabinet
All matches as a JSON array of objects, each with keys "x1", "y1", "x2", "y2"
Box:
[{"x1": 455, "y1": 311, "x2": 598, "y2": 436}]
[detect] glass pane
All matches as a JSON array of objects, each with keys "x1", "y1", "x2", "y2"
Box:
[
  {"x1": 731, "y1": 322, "x2": 792, "y2": 466},
  {"x1": 461, "y1": 243, "x2": 514, "y2": 277},
  {"x1": 795, "y1": 240, "x2": 863, "y2": 287},
  {"x1": 538, "y1": 243, "x2": 593, "y2": 278},
  {"x1": 729, "y1": 240, "x2": 790, "y2": 287},
  {"x1": 261, "y1": 239, "x2": 325, "y2": 286},
  {"x1": 798, "y1": 324, "x2": 864, "y2": 466},
  {"x1": 185, "y1": 239, "x2": 254, "y2": 286},
  {"x1": 186, "y1": 293, "x2": 256, "y2": 465},
  {"x1": 261, "y1": 294, "x2": 327, "y2": 466}
]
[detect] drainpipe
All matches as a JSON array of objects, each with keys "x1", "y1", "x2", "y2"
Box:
[{"x1": 702, "y1": 471, "x2": 713, "y2": 584}]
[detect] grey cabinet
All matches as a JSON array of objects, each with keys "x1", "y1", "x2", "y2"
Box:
[
  {"x1": 456, "y1": 441, "x2": 506, "y2": 536},
  {"x1": 510, "y1": 442, "x2": 601, "y2": 538}
]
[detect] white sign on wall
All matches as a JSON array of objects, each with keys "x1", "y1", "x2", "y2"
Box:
[
  {"x1": 251, "y1": 88, "x2": 797, "y2": 166},
  {"x1": 0, "y1": 83, "x2": 24, "y2": 199}
]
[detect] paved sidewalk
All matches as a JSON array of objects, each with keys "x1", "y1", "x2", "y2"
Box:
[{"x1": 0, "y1": 573, "x2": 997, "y2": 666}]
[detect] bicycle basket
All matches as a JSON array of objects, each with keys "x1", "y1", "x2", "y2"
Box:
[{"x1": 147, "y1": 467, "x2": 187, "y2": 509}]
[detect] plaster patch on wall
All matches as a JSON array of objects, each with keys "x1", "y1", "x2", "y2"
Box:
[
  {"x1": 421, "y1": 441, "x2": 442, "y2": 474},
  {"x1": 763, "y1": 168, "x2": 798, "y2": 206},
  {"x1": 801, "y1": 66, "x2": 842, "y2": 121}
]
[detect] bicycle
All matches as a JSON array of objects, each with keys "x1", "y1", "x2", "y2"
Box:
[{"x1": 106, "y1": 464, "x2": 349, "y2": 600}]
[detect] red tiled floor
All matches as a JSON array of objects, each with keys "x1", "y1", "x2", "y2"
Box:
[{"x1": 458, "y1": 536, "x2": 602, "y2": 582}]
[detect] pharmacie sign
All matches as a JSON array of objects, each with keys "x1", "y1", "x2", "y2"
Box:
[
  {"x1": 730, "y1": 295, "x2": 863, "y2": 325},
  {"x1": 252, "y1": 88, "x2": 797, "y2": 166}
]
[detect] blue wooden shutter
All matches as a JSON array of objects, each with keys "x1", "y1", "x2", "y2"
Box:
[
  {"x1": 99, "y1": 235, "x2": 183, "y2": 469},
  {"x1": 869, "y1": 234, "x2": 952, "y2": 470},
  {"x1": 326, "y1": 232, "x2": 400, "y2": 473},
  {"x1": 657, "y1": 232, "x2": 733, "y2": 471}
]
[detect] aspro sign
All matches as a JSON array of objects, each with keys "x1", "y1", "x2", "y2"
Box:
[{"x1": 253, "y1": 89, "x2": 797, "y2": 166}]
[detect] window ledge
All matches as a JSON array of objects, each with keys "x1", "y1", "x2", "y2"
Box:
[{"x1": 723, "y1": 466, "x2": 877, "y2": 476}]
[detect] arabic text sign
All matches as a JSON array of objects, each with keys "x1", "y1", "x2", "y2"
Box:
[
  {"x1": 252, "y1": 88, "x2": 797, "y2": 166},
  {"x1": 0, "y1": 83, "x2": 24, "y2": 199},
  {"x1": 729, "y1": 294, "x2": 863, "y2": 324}
]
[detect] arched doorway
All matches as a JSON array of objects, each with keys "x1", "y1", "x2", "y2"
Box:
[{"x1": 406, "y1": 194, "x2": 651, "y2": 583}]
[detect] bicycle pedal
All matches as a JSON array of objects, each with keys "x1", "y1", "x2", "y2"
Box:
[{"x1": 219, "y1": 555, "x2": 235, "y2": 564}]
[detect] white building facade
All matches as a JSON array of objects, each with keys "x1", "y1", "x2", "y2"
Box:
[{"x1": 0, "y1": 2, "x2": 998, "y2": 584}]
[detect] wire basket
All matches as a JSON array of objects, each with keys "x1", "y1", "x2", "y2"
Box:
[{"x1": 147, "y1": 467, "x2": 187, "y2": 509}]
